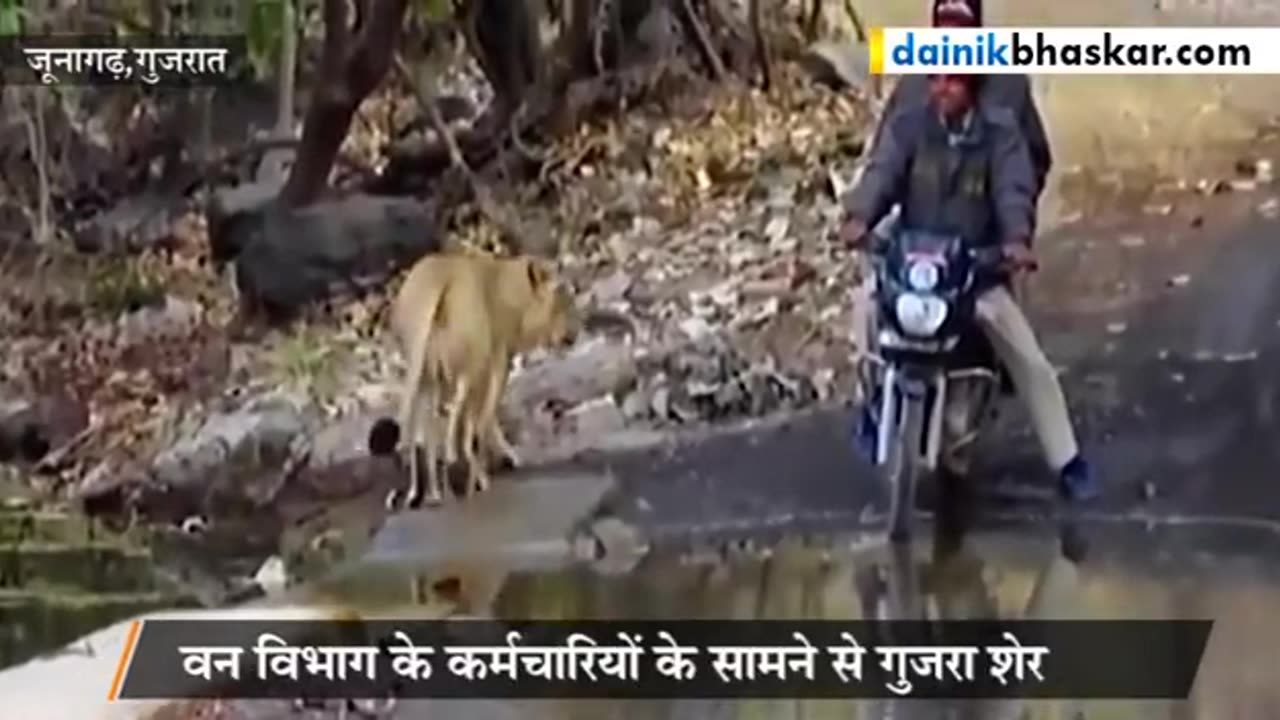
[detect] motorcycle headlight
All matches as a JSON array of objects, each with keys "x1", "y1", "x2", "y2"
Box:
[
  {"x1": 894, "y1": 292, "x2": 949, "y2": 337},
  {"x1": 906, "y1": 259, "x2": 940, "y2": 291}
]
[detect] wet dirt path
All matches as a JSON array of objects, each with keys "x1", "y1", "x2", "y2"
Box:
[{"x1": 577, "y1": 192, "x2": 1280, "y2": 542}]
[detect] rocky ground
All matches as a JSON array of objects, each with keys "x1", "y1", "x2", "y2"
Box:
[{"x1": 0, "y1": 57, "x2": 873, "y2": 516}]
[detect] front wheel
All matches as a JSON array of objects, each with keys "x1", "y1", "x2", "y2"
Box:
[{"x1": 885, "y1": 391, "x2": 925, "y2": 543}]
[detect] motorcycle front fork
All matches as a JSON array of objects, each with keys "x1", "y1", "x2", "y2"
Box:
[{"x1": 874, "y1": 366, "x2": 947, "y2": 472}]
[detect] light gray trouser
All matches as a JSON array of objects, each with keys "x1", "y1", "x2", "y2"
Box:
[{"x1": 850, "y1": 242, "x2": 1079, "y2": 474}]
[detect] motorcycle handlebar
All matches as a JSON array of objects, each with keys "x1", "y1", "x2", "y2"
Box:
[
  {"x1": 969, "y1": 246, "x2": 1038, "y2": 274},
  {"x1": 864, "y1": 236, "x2": 1039, "y2": 273},
  {"x1": 967, "y1": 246, "x2": 1004, "y2": 268}
]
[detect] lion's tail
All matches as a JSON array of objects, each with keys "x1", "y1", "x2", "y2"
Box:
[
  {"x1": 398, "y1": 275, "x2": 449, "y2": 420},
  {"x1": 370, "y1": 270, "x2": 449, "y2": 457}
]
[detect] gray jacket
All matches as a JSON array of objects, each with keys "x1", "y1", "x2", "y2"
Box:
[
  {"x1": 873, "y1": 74, "x2": 1052, "y2": 202},
  {"x1": 845, "y1": 101, "x2": 1037, "y2": 249}
]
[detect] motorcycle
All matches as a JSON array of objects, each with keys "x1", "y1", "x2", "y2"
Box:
[{"x1": 860, "y1": 227, "x2": 1023, "y2": 542}]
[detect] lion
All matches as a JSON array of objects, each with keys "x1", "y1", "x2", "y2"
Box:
[{"x1": 373, "y1": 253, "x2": 577, "y2": 509}]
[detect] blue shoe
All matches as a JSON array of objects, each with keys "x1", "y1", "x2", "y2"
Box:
[{"x1": 1058, "y1": 455, "x2": 1100, "y2": 503}]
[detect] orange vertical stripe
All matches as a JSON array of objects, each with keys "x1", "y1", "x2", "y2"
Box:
[{"x1": 108, "y1": 619, "x2": 144, "y2": 701}]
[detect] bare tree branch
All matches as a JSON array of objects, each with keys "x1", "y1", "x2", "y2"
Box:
[
  {"x1": 680, "y1": 0, "x2": 725, "y2": 80},
  {"x1": 591, "y1": 0, "x2": 607, "y2": 75},
  {"x1": 392, "y1": 54, "x2": 523, "y2": 249},
  {"x1": 257, "y1": 0, "x2": 298, "y2": 184},
  {"x1": 17, "y1": 88, "x2": 52, "y2": 245},
  {"x1": 750, "y1": 0, "x2": 771, "y2": 90},
  {"x1": 805, "y1": 0, "x2": 821, "y2": 41},
  {"x1": 279, "y1": 0, "x2": 409, "y2": 207},
  {"x1": 842, "y1": 0, "x2": 867, "y2": 42}
]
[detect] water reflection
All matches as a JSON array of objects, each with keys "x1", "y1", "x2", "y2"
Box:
[
  {"x1": 0, "y1": 508, "x2": 198, "y2": 671},
  {"x1": 855, "y1": 503, "x2": 1088, "y2": 720},
  {"x1": 482, "y1": 510, "x2": 1279, "y2": 720},
  {"x1": 482, "y1": 513, "x2": 1065, "y2": 720},
  {"x1": 9, "y1": 502, "x2": 1280, "y2": 719}
]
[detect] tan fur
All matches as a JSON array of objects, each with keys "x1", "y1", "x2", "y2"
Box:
[{"x1": 385, "y1": 252, "x2": 577, "y2": 509}]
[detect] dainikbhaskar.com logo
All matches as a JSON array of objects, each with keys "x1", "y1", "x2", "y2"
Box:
[{"x1": 869, "y1": 27, "x2": 1279, "y2": 74}]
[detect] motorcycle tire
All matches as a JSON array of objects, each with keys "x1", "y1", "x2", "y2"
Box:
[{"x1": 886, "y1": 391, "x2": 925, "y2": 543}]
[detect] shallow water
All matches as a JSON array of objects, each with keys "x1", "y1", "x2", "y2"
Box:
[
  {"x1": 284, "y1": 515, "x2": 1280, "y2": 720},
  {"x1": 6, "y1": 509, "x2": 1280, "y2": 720},
  {"x1": 0, "y1": 506, "x2": 198, "y2": 671}
]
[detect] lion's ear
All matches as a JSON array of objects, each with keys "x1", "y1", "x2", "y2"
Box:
[{"x1": 525, "y1": 258, "x2": 551, "y2": 289}]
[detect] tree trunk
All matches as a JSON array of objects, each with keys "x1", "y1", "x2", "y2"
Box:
[
  {"x1": 750, "y1": 0, "x2": 770, "y2": 90},
  {"x1": 462, "y1": 0, "x2": 545, "y2": 118},
  {"x1": 279, "y1": 0, "x2": 409, "y2": 208},
  {"x1": 378, "y1": 0, "x2": 753, "y2": 196},
  {"x1": 258, "y1": 0, "x2": 298, "y2": 184},
  {"x1": 20, "y1": 88, "x2": 52, "y2": 245},
  {"x1": 557, "y1": 0, "x2": 595, "y2": 78},
  {"x1": 555, "y1": 0, "x2": 668, "y2": 79},
  {"x1": 195, "y1": 0, "x2": 217, "y2": 165}
]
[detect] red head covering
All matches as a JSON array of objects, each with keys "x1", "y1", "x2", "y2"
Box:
[
  {"x1": 932, "y1": 0, "x2": 982, "y2": 27},
  {"x1": 931, "y1": 0, "x2": 985, "y2": 91}
]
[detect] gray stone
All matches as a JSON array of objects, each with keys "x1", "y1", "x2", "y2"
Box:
[
  {"x1": 253, "y1": 555, "x2": 288, "y2": 596},
  {"x1": 586, "y1": 516, "x2": 649, "y2": 575},
  {"x1": 620, "y1": 388, "x2": 651, "y2": 421},
  {"x1": 588, "y1": 269, "x2": 633, "y2": 305},
  {"x1": 801, "y1": 40, "x2": 873, "y2": 91},
  {"x1": 667, "y1": 385, "x2": 700, "y2": 425},
  {"x1": 713, "y1": 379, "x2": 747, "y2": 415},
  {"x1": 0, "y1": 390, "x2": 89, "y2": 464},
  {"x1": 365, "y1": 472, "x2": 615, "y2": 567},
  {"x1": 150, "y1": 393, "x2": 309, "y2": 502},
  {"x1": 204, "y1": 179, "x2": 284, "y2": 260},
  {"x1": 307, "y1": 409, "x2": 392, "y2": 468},
  {"x1": 118, "y1": 295, "x2": 204, "y2": 346},
  {"x1": 745, "y1": 371, "x2": 779, "y2": 416},
  {"x1": 685, "y1": 379, "x2": 719, "y2": 399},
  {"x1": 73, "y1": 193, "x2": 182, "y2": 253},
  {"x1": 214, "y1": 193, "x2": 442, "y2": 320},
  {"x1": 650, "y1": 385, "x2": 671, "y2": 420},
  {"x1": 566, "y1": 396, "x2": 627, "y2": 437},
  {"x1": 508, "y1": 340, "x2": 638, "y2": 412}
]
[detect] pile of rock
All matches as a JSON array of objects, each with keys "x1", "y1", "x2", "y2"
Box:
[{"x1": 624, "y1": 336, "x2": 819, "y2": 426}]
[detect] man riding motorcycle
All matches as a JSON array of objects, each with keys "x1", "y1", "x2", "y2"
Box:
[
  {"x1": 839, "y1": 68, "x2": 1099, "y2": 503},
  {"x1": 853, "y1": 0, "x2": 1056, "y2": 385},
  {"x1": 873, "y1": 0, "x2": 1054, "y2": 209}
]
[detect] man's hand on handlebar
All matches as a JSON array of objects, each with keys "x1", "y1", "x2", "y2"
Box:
[
  {"x1": 839, "y1": 216, "x2": 869, "y2": 249},
  {"x1": 1001, "y1": 240, "x2": 1039, "y2": 274}
]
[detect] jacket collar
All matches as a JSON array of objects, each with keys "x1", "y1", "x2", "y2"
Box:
[{"x1": 926, "y1": 106, "x2": 984, "y2": 148}]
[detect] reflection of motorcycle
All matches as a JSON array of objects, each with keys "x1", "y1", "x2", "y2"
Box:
[
  {"x1": 857, "y1": 484, "x2": 995, "y2": 625},
  {"x1": 857, "y1": 505, "x2": 1087, "y2": 720},
  {"x1": 861, "y1": 228, "x2": 1019, "y2": 542}
]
